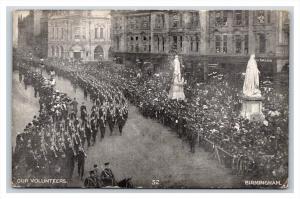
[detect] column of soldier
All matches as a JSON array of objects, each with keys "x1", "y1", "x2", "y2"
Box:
[
  {"x1": 82, "y1": 60, "x2": 288, "y2": 180},
  {"x1": 19, "y1": 55, "x2": 288, "y2": 180},
  {"x1": 13, "y1": 61, "x2": 128, "y2": 187}
]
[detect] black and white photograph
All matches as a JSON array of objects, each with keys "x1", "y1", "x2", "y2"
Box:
[{"x1": 11, "y1": 9, "x2": 290, "y2": 189}]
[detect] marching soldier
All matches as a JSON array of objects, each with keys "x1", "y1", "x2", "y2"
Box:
[
  {"x1": 78, "y1": 124, "x2": 86, "y2": 148},
  {"x1": 85, "y1": 122, "x2": 92, "y2": 147},
  {"x1": 91, "y1": 117, "x2": 98, "y2": 145},
  {"x1": 98, "y1": 115, "x2": 106, "y2": 140},
  {"x1": 77, "y1": 146, "x2": 87, "y2": 180},
  {"x1": 80, "y1": 102, "x2": 87, "y2": 125}
]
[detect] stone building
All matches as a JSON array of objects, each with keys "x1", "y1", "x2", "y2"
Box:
[
  {"x1": 17, "y1": 11, "x2": 35, "y2": 49},
  {"x1": 34, "y1": 10, "x2": 50, "y2": 58},
  {"x1": 47, "y1": 10, "x2": 111, "y2": 61},
  {"x1": 111, "y1": 10, "x2": 207, "y2": 70},
  {"x1": 17, "y1": 10, "x2": 49, "y2": 58},
  {"x1": 111, "y1": 10, "x2": 289, "y2": 74},
  {"x1": 207, "y1": 10, "x2": 289, "y2": 73}
]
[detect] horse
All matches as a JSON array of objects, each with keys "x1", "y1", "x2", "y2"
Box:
[{"x1": 117, "y1": 178, "x2": 133, "y2": 188}]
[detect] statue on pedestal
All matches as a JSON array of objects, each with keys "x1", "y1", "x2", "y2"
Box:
[
  {"x1": 168, "y1": 55, "x2": 186, "y2": 100},
  {"x1": 240, "y1": 54, "x2": 264, "y2": 121},
  {"x1": 243, "y1": 54, "x2": 261, "y2": 98}
]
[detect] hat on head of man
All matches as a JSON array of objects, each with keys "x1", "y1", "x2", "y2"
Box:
[{"x1": 89, "y1": 170, "x2": 95, "y2": 175}]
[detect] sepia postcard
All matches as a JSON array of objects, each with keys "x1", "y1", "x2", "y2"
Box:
[{"x1": 12, "y1": 9, "x2": 289, "y2": 189}]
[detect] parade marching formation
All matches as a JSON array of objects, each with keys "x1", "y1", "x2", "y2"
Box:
[
  {"x1": 13, "y1": 51, "x2": 288, "y2": 186},
  {"x1": 13, "y1": 60, "x2": 129, "y2": 188}
]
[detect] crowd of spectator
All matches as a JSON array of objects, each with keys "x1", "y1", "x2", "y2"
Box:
[{"x1": 15, "y1": 54, "x2": 288, "y2": 181}]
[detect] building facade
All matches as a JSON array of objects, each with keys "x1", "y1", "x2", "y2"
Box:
[
  {"x1": 17, "y1": 11, "x2": 35, "y2": 50},
  {"x1": 47, "y1": 10, "x2": 111, "y2": 61},
  {"x1": 111, "y1": 10, "x2": 207, "y2": 70},
  {"x1": 17, "y1": 10, "x2": 49, "y2": 58},
  {"x1": 111, "y1": 10, "x2": 289, "y2": 73},
  {"x1": 207, "y1": 10, "x2": 289, "y2": 73}
]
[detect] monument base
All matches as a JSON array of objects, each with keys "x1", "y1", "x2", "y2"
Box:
[
  {"x1": 240, "y1": 95, "x2": 265, "y2": 121},
  {"x1": 168, "y1": 82, "x2": 185, "y2": 100}
]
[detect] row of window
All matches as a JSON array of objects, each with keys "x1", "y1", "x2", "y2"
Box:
[
  {"x1": 214, "y1": 10, "x2": 271, "y2": 27},
  {"x1": 50, "y1": 45, "x2": 64, "y2": 57},
  {"x1": 50, "y1": 26, "x2": 105, "y2": 40},
  {"x1": 153, "y1": 36, "x2": 166, "y2": 52},
  {"x1": 118, "y1": 34, "x2": 266, "y2": 54},
  {"x1": 215, "y1": 35, "x2": 248, "y2": 54},
  {"x1": 128, "y1": 45, "x2": 152, "y2": 53},
  {"x1": 154, "y1": 12, "x2": 199, "y2": 29},
  {"x1": 127, "y1": 16, "x2": 150, "y2": 30},
  {"x1": 113, "y1": 11, "x2": 274, "y2": 32},
  {"x1": 50, "y1": 27, "x2": 65, "y2": 40},
  {"x1": 214, "y1": 33, "x2": 266, "y2": 54},
  {"x1": 116, "y1": 33, "x2": 266, "y2": 54},
  {"x1": 129, "y1": 35, "x2": 151, "y2": 42},
  {"x1": 94, "y1": 27, "x2": 104, "y2": 39},
  {"x1": 114, "y1": 12, "x2": 200, "y2": 31},
  {"x1": 120, "y1": 35, "x2": 200, "y2": 53}
]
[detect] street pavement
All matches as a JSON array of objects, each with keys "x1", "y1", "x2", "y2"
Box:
[{"x1": 12, "y1": 71, "x2": 242, "y2": 188}]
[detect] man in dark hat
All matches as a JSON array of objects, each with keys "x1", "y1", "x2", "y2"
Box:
[
  {"x1": 93, "y1": 164, "x2": 100, "y2": 177},
  {"x1": 100, "y1": 162, "x2": 115, "y2": 186},
  {"x1": 84, "y1": 170, "x2": 98, "y2": 188},
  {"x1": 80, "y1": 102, "x2": 87, "y2": 125},
  {"x1": 93, "y1": 164, "x2": 103, "y2": 187}
]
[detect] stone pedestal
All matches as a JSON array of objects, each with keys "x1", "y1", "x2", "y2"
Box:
[
  {"x1": 240, "y1": 95, "x2": 265, "y2": 121},
  {"x1": 168, "y1": 81, "x2": 185, "y2": 100}
]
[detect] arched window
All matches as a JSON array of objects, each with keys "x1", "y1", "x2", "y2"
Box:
[
  {"x1": 95, "y1": 28, "x2": 98, "y2": 39},
  {"x1": 157, "y1": 36, "x2": 160, "y2": 52},
  {"x1": 258, "y1": 33, "x2": 266, "y2": 53},
  {"x1": 235, "y1": 35, "x2": 242, "y2": 54},
  {"x1": 116, "y1": 36, "x2": 120, "y2": 50},
  {"x1": 190, "y1": 36, "x2": 194, "y2": 52},
  {"x1": 215, "y1": 35, "x2": 221, "y2": 53},
  {"x1": 60, "y1": 46, "x2": 64, "y2": 57},
  {"x1": 56, "y1": 46, "x2": 60, "y2": 57},
  {"x1": 100, "y1": 27, "x2": 104, "y2": 39},
  {"x1": 51, "y1": 46, "x2": 55, "y2": 57}
]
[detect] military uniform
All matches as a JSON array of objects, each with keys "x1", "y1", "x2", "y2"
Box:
[
  {"x1": 84, "y1": 171, "x2": 98, "y2": 188},
  {"x1": 98, "y1": 116, "x2": 106, "y2": 139},
  {"x1": 77, "y1": 148, "x2": 86, "y2": 180},
  {"x1": 100, "y1": 164, "x2": 115, "y2": 186},
  {"x1": 85, "y1": 123, "x2": 91, "y2": 147},
  {"x1": 91, "y1": 118, "x2": 98, "y2": 144}
]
